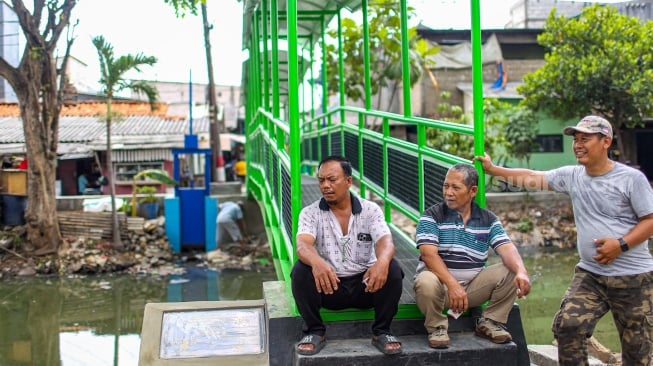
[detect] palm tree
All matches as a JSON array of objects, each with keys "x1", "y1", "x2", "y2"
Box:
[{"x1": 92, "y1": 35, "x2": 158, "y2": 250}]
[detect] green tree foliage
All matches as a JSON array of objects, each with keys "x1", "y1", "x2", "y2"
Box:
[
  {"x1": 426, "y1": 92, "x2": 473, "y2": 157},
  {"x1": 93, "y1": 36, "x2": 158, "y2": 250},
  {"x1": 518, "y1": 4, "x2": 653, "y2": 160},
  {"x1": 426, "y1": 94, "x2": 538, "y2": 170},
  {"x1": 484, "y1": 99, "x2": 539, "y2": 168},
  {"x1": 323, "y1": 0, "x2": 439, "y2": 112},
  {"x1": 164, "y1": 0, "x2": 203, "y2": 16}
]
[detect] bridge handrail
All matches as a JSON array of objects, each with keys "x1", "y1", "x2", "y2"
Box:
[{"x1": 302, "y1": 105, "x2": 475, "y2": 136}]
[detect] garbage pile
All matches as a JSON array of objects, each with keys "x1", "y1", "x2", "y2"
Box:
[{"x1": 0, "y1": 216, "x2": 273, "y2": 278}]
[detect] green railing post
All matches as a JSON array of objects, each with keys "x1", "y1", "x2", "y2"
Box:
[
  {"x1": 383, "y1": 117, "x2": 391, "y2": 222},
  {"x1": 271, "y1": 0, "x2": 280, "y2": 119},
  {"x1": 357, "y1": 113, "x2": 366, "y2": 198},
  {"x1": 470, "y1": 0, "x2": 486, "y2": 208},
  {"x1": 362, "y1": 0, "x2": 372, "y2": 111},
  {"x1": 262, "y1": 0, "x2": 270, "y2": 111},
  {"x1": 320, "y1": 16, "x2": 328, "y2": 117},
  {"x1": 309, "y1": 39, "x2": 315, "y2": 120},
  {"x1": 337, "y1": 9, "x2": 345, "y2": 125},
  {"x1": 287, "y1": 0, "x2": 302, "y2": 248},
  {"x1": 399, "y1": 0, "x2": 411, "y2": 117},
  {"x1": 417, "y1": 124, "x2": 425, "y2": 213},
  {"x1": 252, "y1": 11, "x2": 261, "y2": 125}
]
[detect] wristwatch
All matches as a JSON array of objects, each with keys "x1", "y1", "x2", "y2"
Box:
[{"x1": 618, "y1": 237, "x2": 629, "y2": 252}]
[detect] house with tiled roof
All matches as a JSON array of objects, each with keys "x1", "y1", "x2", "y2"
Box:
[{"x1": 0, "y1": 101, "x2": 243, "y2": 196}]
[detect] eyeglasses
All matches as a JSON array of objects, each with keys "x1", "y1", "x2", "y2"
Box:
[{"x1": 340, "y1": 236, "x2": 351, "y2": 262}]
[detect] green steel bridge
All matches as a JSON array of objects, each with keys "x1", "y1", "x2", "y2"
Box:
[{"x1": 241, "y1": 0, "x2": 489, "y2": 322}]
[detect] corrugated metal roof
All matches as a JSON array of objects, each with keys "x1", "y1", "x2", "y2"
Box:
[{"x1": 0, "y1": 115, "x2": 212, "y2": 152}]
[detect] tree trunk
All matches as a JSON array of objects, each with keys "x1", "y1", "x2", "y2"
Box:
[
  {"x1": 20, "y1": 94, "x2": 60, "y2": 255},
  {"x1": 202, "y1": 3, "x2": 221, "y2": 183},
  {"x1": 614, "y1": 128, "x2": 627, "y2": 163},
  {"x1": 106, "y1": 100, "x2": 124, "y2": 251}
]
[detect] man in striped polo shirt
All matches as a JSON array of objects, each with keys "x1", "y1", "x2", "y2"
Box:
[{"x1": 413, "y1": 163, "x2": 531, "y2": 348}]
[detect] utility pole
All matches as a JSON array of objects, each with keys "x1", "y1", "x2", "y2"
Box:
[{"x1": 202, "y1": 2, "x2": 224, "y2": 182}]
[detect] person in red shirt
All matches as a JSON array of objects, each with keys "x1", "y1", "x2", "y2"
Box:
[{"x1": 17, "y1": 157, "x2": 27, "y2": 170}]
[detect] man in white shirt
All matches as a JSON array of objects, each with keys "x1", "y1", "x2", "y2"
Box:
[{"x1": 291, "y1": 155, "x2": 404, "y2": 356}]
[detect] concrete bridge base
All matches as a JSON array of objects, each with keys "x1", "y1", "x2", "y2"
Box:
[{"x1": 264, "y1": 281, "x2": 530, "y2": 366}]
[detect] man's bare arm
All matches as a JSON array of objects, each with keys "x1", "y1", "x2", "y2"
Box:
[
  {"x1": 296, "y1": 233, "x2": 340, "y2": 294},
  {"x1": 496, "y1": 243, "x2": 531, "y2": 297},
  {"x1": 364, "y1": 234, "x2": 395, "y2": 293},
  {"x1": 475, "y1": 153, "x2": 549, "y2": 191}
]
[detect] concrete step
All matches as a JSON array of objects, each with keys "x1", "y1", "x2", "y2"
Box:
[
  {"x1": 528, "y1": 345, "x2": 608, "y2": 366},
  {"x1": 294, "y1": 333, "x2": 520, "y2": 366}
]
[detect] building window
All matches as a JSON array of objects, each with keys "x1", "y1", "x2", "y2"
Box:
[
  {"x1": 115, "y1": 162, "x2": 165, "y2": 183},
  {"x1": 532, "y1": 134, "x2": 563, "y2": 153}
]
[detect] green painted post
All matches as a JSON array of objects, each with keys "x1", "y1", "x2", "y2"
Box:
[
  {"x1": 417, "y1": 124, "x2": 425, "y2": 213},
  {"x1": 309, "y1": 39, "x2": 315, "y2": 120},
  {"x1": 358, "y1": 113, "x2": 366, "y2": 197},
  {"x1": 287, "y1": 0, "x2": 302, "y2": 246},
  {"x1": 252, "y1": 11, "x2": 261, "y2": 124},
  {"x1": 399, "y1": 0, "x2": 411, "y2": 117},
  {"x1": 337, "y1": 10, "x2": 345, "y2": 125},
  {"x1": 470, "y1": 0, "x2": 486, "y2": 208},
  {"x1": 360, "y1": 1, "x2": 370, "y2": 198},
  {"x1": 320, "y1": 16, "x2": 328, "y2": 117},
  {"x1": 362, "y1": 0, "x2": 371, "y2": 111},
  {"x1": 262, "y1": 0, "x2": 270, "y2": 111},
  {"x1": 271, "y1": 0, "x2": 280, "y2": 119},
  {"x1": 383, "y1": 118, "x2": 391, "y2": 222}
]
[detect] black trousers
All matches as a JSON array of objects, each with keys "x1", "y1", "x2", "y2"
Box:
[{"x1": 290, "y1": 258, "x2": 404, "y2": 337}]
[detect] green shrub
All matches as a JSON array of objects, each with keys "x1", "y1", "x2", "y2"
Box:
[
  {"x1": 517, "y1": 217, "x2": 534, "y2": 232},
  {"x1": 137, "y1": 186, "x2": 158, "y2": 204}
]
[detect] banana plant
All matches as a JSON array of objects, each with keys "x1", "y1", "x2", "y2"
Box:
[{"x1": 131, "y1": 169, "x2": 177, "y2": 217}]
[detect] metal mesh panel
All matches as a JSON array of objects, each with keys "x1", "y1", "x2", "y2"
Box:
[
  {"x1": 272, "y1": 153, "x2": 279, "y2": 204},
  {"x1": 343, "y1": 131, "x2": 359, "y2": 172},
  {"x1": 362, "y1": 138, "x2": 383, "y2": 188},
  {"x1": 320, "y1": 134, "x2": 329, "y2": 159},
  {"x1": 262, "y1": 140, "x2": 269, "y2": 174},
  {"x1": 423, "y1": 160, "x2": 448, "y2": 208},
  {"x1": 302, "y1": 138, "x2": 309, "y2": 161},
  {"x1": 388, "y1": 148, "x2": 419, "y2": 212},
  {"x1": 303, "y1": 136, "x2": 318, "y2": 162},
  {"x1": 310, "y1": 137, "x2": 318, "y2": 162},
  {"x1": 281, "y1": 165, "x2": 292, "y2": 241},
  {"x1": 250, "y1": 135, "x2": 258, "y2": 164},
  {"x1": 331, "y1": 132, "x2": 342, "y2": 157}
]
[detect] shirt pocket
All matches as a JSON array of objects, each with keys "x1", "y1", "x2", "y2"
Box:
[
  {"x1": 474, "y1": 233, "x2": 489, "y2": 249},
  {"x1": 353, "y1": 240, "x2": 373, "y2": 264}
]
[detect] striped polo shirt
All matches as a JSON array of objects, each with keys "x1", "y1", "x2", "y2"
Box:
[{"x1": 415, "y1": 202, "x2": 511, "y2": 284}]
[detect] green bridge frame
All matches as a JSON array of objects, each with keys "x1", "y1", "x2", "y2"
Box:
[{"x1": 241, "y1": 0, "x2": 488, "y2": 320}]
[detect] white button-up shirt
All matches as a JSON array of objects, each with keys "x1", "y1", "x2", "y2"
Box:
[{"x1": 297, "y1": 193, "x2": 392, "y2": 277}]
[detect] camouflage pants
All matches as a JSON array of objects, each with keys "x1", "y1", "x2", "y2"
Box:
[{"x1": 552, "y1": 266, "x2": 653, "y2": 366}]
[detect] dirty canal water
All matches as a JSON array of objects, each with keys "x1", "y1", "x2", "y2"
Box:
[
  {"x1": 0, "y1": 266, "x2": 277, "y2": 365},
  {"x1": 1, "y1": 251, "x2": 626, "y2": 365}
]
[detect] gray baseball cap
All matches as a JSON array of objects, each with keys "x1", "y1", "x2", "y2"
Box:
[{"x1": 563, "y1": 116, "x2": 613, "y2": 138}]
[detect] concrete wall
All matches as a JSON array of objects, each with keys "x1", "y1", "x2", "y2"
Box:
[{"x1": 417, "y1": 59, "x2": 545, "y2": 118}]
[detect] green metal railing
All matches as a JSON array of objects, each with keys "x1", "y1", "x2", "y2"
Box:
[{"x1": 242, "y1": 0, "x2": 487, "y2": 319}]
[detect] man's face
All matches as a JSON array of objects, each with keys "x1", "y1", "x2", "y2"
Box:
[
  {"x1": 317, "y1": 161, "x2": 352, "y2": 206},
  {"x1": 443, "y1": 171, "x2": 477, "y2": 212},
  {"x1": 572, "y1": 132, "x2": 611, "y2": 166}
]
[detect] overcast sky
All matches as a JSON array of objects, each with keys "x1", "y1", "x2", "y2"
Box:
[{"x1": 67, "y1": 0, "x2": 622, "y2": 87}]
